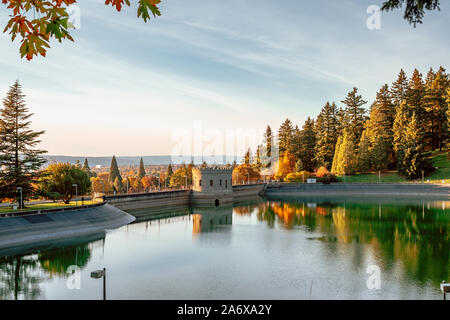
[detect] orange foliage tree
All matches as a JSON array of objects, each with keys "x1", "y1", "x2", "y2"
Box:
[
  {"x1": 274, "y1": 151, "x2": 296, "y2": 181},
  {"x1": 2, "y1": 0, "x2": 161, "y2": 60},
  {"x1": 232, "y1": 164, "x2": 260, "y2": 184}
]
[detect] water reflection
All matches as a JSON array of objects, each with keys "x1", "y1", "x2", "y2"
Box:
[
  {"x1": 253, "y1": 198, "x2": 450, "y2": 287},
  {"x1": 192, "y1": 206, "x2": 233, "y2": 234},
  {"x1": 0, "y1": 198, "x2": 448, "y2": 299}
]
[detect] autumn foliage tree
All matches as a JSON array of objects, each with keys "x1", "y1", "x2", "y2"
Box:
[
  {"x1": 232, "y1": 164, "x2": 260, "y2": 184},
  {"x1": 1, "y1": 0, "x2": 162, "y2": 60}
]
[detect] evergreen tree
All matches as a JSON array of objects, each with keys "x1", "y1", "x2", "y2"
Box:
[
  {"x1": 294, "y1": 159, "x2": 304, "y2": 173},
  {"x1": 137, "y1": 157, "x2": 146, "y2": 180},
  {"x1": 446, "y1": 87, "x2": 450, "y2": 151},
  {"x1": 393, "y1": 101, "x2": 409, "y2": 159},
  {"x1": 406, "y1": 68, "x2": 426, "y2": 123},
  {"x1": 372, "y1": 136, "x2": 389, "y2": 172},
  {"x1": 331, "y1": 135, "x2": 342, "y2": 175},
  {"x1": 113, "y1": 176, "x2": 124, "y2": 193},
  {"x1": 255, "y1": 145, "x2": 262, "y2": 170},
  {"x1": 244, "y1": 148, "x2": 251, "y2": 164},
  {"x1": 357, "y1": 131, "x2": 371, "y2": 173},
  {"x1": 365, "y1": 84, "x2": 396, "y2": 166},
  {"x1": 82, "y1": 158, "x2": 95, "y2": 177},
  {"x1": 109, "y1": 155, "x2": 122, "y2": 185},
  {"x1": 314, "y1": 101, "x2": 339, "y2": 169},
  {"x1": 398, "y1": 113, "x2": 433, "y2": 179},
  {"x1": 298, "y1": 117, "x2": 316, "y2": 172},
  {"x1": 341, "y1": 87, "x2": 368, "y2": 145},
  {"x1": 423, "y1": 68, "x2": 448, "y2": 150},
  {"x1": 0, "y1": 80, "x2": 46, "y2": 206},
  {"x1": 334, "y1": 130, "x2": 357, "y2": 175},
  {"x1": 167, "y1": 163, "x2": 173, "y2": 178},
  {"x1": 263, "y1": 125, "x2": 273, "y2": 158},
  {"x1": 278, "y1": 119, "x2": 294, "y2": 154},
  {"x1": 391, "y1": 69, "x2": 409, "y2": 107}
]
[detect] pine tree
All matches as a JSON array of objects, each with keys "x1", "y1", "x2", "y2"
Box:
[
  {"x1": 357, "y1": 131, "x2": 371, "y2": 173},
  {"x1": 82, "y1": 158, "x2": 95, "y2": 177},
  {"x1": 372, "y1": 136, "x2": 389, "y2": 172},
  {"x1": 391, "y1": 69, "x2": 409, "y2": 108},
  {"x1": 298, "y1": 117, "x2": 316, "y2": 172},
  {"x1": 314, "y1": 101, "x2": 339, "y2": 169},
  {"x1": 109, "y1": 155, "x2": 122, "y2": 185},
  {"x1": 365, "y1": 84, "x2": 396, "y2": 166},
  {"x1": 341, "y1": 87, "x2": 368, "y2": 146},
  {"x1": 0, "y1": 80, "x2": 46, "y2": 206},
  {"x1": 255, "y1": 145, "x2": 262, "y2": 170},
  {"x1": 331, "y1": 135, "x2": 342, "y2": 175},
  {"x1": 334, "y1": 130, "x2": 357, "y2": 175},
  {"x1": 398, "y1": 113, "x2": 433, "y2": 179},
  {"x1": 167, "y1": 163, "x2": 173, "y2": 178},
  {"x1": 393, "y1": 101, "x2": 409, "y2": 160},
  {"x1": 423, "y1": 68, "x2": 448, "y2": 150},
  {"x1": 446, "y1": 87, "x2": 450, "y2": 151},
  {"x1": 137, "y1": 157, "x2": 146, "y2": 180},
  {"x1": 406, "y1": 68, "x2": 426, "y2": 124},
  {"x1": 278, "y1": 119, "x2": 294, "y2": 155},
  {"x1": 244, "y1": 148, "x2": 251, "y2": 164},
  {"x1": 113, "y1": 176, "x2": 124, "y2": 193}
]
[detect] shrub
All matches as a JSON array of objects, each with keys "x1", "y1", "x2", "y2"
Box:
[
  {"x1": 284, "y1": 171, "x2": 311, "y2": 182},
  {"x1": 316, "y1": 166, "x2": 330, "y2": 178},
  {"x1": 317, "y1": 173, "x2": 338, "y2": 184}
]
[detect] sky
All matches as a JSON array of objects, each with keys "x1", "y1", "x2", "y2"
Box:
[{"x1": 0, "y1": 0, "x2": 449, "y2": 157}]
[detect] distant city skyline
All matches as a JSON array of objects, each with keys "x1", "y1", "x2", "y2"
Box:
[{"x1": 0, "y1": 0, "x2": 449, "y2": 156}]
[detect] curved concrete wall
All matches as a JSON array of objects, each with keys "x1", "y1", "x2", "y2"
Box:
[{"x1": 0, "y1": 203, "x2": 135, "y2": 253}]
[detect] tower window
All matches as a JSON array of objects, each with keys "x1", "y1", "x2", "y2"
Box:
[
  {"x1": 210, "y1": 180, "x2": 213, "y2": 186},
  {"x1": 199, "y1": 179, "x2": 202, "y2": 187}
]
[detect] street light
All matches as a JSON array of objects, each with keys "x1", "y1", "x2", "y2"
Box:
[
  {"x1": 72, "y1": 184, "x2": 78, "y2": 206},
  {"x1": 90, "y1": 268, "x2": 106, "y2": 300},
  {"x1": 247, "y1": 172, "x2": 250, "y2": 184},
  {"x1": 185, "y1": 175, "x2": 188, "y2": 189},
  {"x1": 16, "y1": 187, "x2": 22, "y2": 210}
]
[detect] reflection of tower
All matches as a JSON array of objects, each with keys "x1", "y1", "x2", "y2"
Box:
[{"x1": 192, "y1": 206, "x2": 233, "y2": 234}]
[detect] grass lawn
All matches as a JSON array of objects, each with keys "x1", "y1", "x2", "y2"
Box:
[
  {"x1": 0, "y1": 200, "x2": 100, "y2": 214},
  {"x1": 335, "y1": 152, "x2": 450, "y2": 184}
]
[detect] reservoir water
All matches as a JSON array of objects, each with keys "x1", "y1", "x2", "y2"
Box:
[{"x1": 0, "y1": 196, "x2": 449, "y2": 300}]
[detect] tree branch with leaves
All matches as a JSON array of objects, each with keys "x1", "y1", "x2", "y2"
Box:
[{"x1": 1, "y1": 0, "x2": 161, "y2": 60}]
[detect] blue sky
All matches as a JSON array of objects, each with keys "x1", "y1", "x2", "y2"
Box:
[{"x1": 0, "y1": 0, "x2": 449, "y2": 156}]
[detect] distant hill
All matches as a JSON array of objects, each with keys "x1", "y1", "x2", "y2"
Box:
[{"x1": 43, "y1": 155, "x2": 241, "y2": 167}]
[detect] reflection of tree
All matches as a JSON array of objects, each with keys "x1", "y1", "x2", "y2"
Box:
[
  {"x1": 38, "y1": 244, "x2": 92, "y2": 277},
  {"x1": 255, "y1": 199, "x2": 450, "y2": 286},
  {"x1": 0, "y1": 255, "x2": 43, "y2": 300}
]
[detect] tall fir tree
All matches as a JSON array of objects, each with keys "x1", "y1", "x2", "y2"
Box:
[
  {"x1": 0, "y1": 80, "x2": 46, "y2": 206},
  {"x1": 277, "y1": 119, "x2": 294, "y2": 155},
  {"x1": 244, "y1": 148, "x2": 251, "y2": 164},
  {"x1": 357, "y1": 131, "x2": 371, "y2": 173},
  {"x1": 109, "y1": 155, "x2": 122, "y2": 185},
  {"x1": 391, "y1": 69, "x2": 409, "y2": 108},
  {"x1": 137, "y1": 157, "x2": 146, "y2": 180},
  {"x1": 314, "y1": 101, "x2": 339, "y2": 169},
  {"x1": 167, "y1": 163, "x2": 173, "y2": 178},
  {"x1": 262, "y1": 125, "x2": 273, "y2": 167},
  {"x1": 341, "y1": 87, "x2": 368, "y2": 146},
  {"x1": 372, "y1": 136, "x2": 389, "y2": 172},
  {"x1": 446, "y1": 87, "x2": 450, "y2": 152},
  {"x1": 331, "y1": 135, "x2": 342, "y2": 175},
  {"x1": 82, "y1": 158, "x2": 95, "y2": 177},
  {"x1": 405, "y1": 68, "x2": 426, "y2": 124},
  {"x1": 398, "y1": 113, "x2": 433, "y2": 179},
  {"x1": 365, "y1": 84, "x2": 396, "y2": 166},
  {"x1": 298, "y1": 117, "x2": 316, "y2": 172},
  {"x1": 423, "y1": 68, "x2": 448, "y2": 150},
  {"x1": 113, "y1": 176, "x2": 124, "y2": 193},
  {"x1": 334, "y1": 130, "x2": 357, "y2": 175}
]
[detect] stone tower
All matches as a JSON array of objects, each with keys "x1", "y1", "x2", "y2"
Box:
[{"x1": 191, "y1": 166, "x2": 233, "y2": 206}]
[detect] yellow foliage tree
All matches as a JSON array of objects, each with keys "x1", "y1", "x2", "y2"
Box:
[
  {"x1": 232, "y1": 164, "x2": 260, "y2": 184},
  {"x1": 274, "y1": 151, "x2": 296, "y2": 181}
]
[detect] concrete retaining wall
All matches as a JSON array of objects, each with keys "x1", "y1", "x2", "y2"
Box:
[
  {"x1": 105, "y1": 190, "x2": 191, "y2": 210},
  {"x1": 232, "y1": 184, "x2": 266, "y2": 199},
  {"x1": 0, "y1": 203, "x2": 135, "y2": 254},
  {"x1": 265, "y1": 183, "x2": 449, "y2": 199}
]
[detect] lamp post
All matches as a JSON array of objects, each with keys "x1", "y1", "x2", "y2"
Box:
[
  {"x1": 16, "y1": 187, "x2": 22, "y2": 210},
  {"x1": 185, "y1": 175, "x2": 188, "y2": 189},
  {"x1": 90, "y1": 268, "x2": 106, "y2": 300},
  {"x1": 247, "y1": 172, "x2": 250, "y2": 185},
  {"x1": 72, "y1": 184, "x2": 78, "y2": 206}
]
